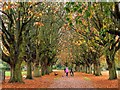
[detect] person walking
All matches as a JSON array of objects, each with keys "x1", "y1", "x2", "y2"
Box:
[
  {"x1": 70, "y1": 68, "x2": 74, "y2": 76},
  {"x1": 65, "y1": 67, "x2": 69, "y2": 76}
]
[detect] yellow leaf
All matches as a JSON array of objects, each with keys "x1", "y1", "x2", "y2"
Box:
[{"x1": 39, "y1": 13, "x2": 42, "y2": 16}]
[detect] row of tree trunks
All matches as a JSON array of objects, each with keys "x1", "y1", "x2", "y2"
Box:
[
  {"x1": 80, "y1": 64, "x2": 92, "y2": 74},
  {"x1": 26, "y1": 55, "x2": 53, "y2": 78},
  {"x1": 78, "y1": 62, "x2": 101, "y2": 76},
  {"x1": 79, "y1": 55, "x2": 117, "y2": 80}
]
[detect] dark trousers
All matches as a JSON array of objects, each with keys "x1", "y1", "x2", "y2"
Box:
[{"x1": 66, "y1": 72, "x2": 68, "y2": 76}]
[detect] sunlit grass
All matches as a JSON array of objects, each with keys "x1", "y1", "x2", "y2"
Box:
[{"x1": 5, "y1": 71, "x2": 27, "y2": 77}]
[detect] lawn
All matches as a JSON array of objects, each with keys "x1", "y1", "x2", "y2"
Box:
[{"x1": 5, "y1": 71, "x2": 27, "y2": 77}]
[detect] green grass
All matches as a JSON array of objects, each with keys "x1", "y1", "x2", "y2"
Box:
[
  {"x1": 83, "y1": 77, "x2": 91, "y2": 81},
  {"x1": 5, "y1": 71, "x2": 11, "y2": 76},
  {"x1": 22, "y1": 71, "x2": 27, "y2": 75},
  {"x1": 5, "y1": 71, "x2": 27, "y2": 77}
]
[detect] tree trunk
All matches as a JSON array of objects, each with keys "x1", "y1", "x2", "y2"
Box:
[
  {"x1": 82, "y1": 65, "x2": 86, "y2": 73},
  {"x1": 33, "y1": 64, "x2": 40, "y2": 77},
  {"x1": 75, "y1": 65, "x2": 79, "y2": 72},
  {"x1": 89, "y1": 65, "x2": 92, "y2": 74},
  {"x1": 41, "y1": 58, "x2": 48, "y2": 76},
  {"x1": 46, "y1": 65, "x2": 50, "y2": 75},
  {"x1": 106, "y1": 54, "x2": 117, "y2": 80},
  {"x1": 94, "y1": 60, "x2": 102, "y2": 76},
  {"x1": 9, "y1": 62, "x2": 23, "y2": 83},
  {"x1": 34, "y1": 46, "x2": 40, "y2": 77},
  {"x1": 41, "y1": 63, "x2": 45, "y2": 76},
  {"x1": 26, "y1": 61, "x2": 32, "y2": 79},
  {"x1": 50, "y1": 65, "x2": 53, "y2": 73},
  {"x1": 87, "y1": 66, "x2": 90, "y2": 74},
  {"x1": 41, "y1": 64, "x2": 47, "y2": 76},
  {"x1": 81, "y1": 65, "x2": 84, "y2": 72},
  {"x1": 79, "y1": 65, "x2": 82, "y2": 72},
  {"x1": 85, "y1": 66, "x2": 88, "y2": 73},
  {"x1": 95, "y1": 64, "x2": 101, "y2": 76},
  {"x1": 47, "y1": 65, "x2": 52, "y2": 73},
  {"x1": 93, "y1": 63, "x2": 96, "y2": 75}
]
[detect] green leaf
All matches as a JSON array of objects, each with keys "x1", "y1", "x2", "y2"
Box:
[
  {"x1": 78, "y1": 8, "x2": 82, "y2": 13},
  {"x1": 75, "y1": 16, "x2": 80, "y2": 20},
  {"x1": 84, "y1": 10, "x2": 90, "y2": 19},
  {"x1": 104, "y1": 9, "x2": 111, "y2": 16},
  {"x1": 69, "y1": 22, "x2": 73, "y2": 27},
  {"x1": 65, "y1": 7, "x2": 70, "y2": 13},
  {"x1": 76, "y1": 20, "x2": 82, "y2": 24},
  {"x1": 73, "y1": 7, "x2": 78, "y2": 12},
  {"x1": 70, "y1": 2, "x2": 75, "y2": 5},
  {"x1": 86, "y1": 10, "x2": 90, "y2": 17},
  {"x1": 79, "y1": 20, "x2": 82, "y2": 24},
  {"x1": 66, "y1": 17, "x2": 70, "y2": 21}
]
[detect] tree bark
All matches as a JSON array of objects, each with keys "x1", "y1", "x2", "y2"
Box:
[
  {"x1": 85, "y1": 66, "x2": 88, "y2": 73},
  {"x1": 46, "y1": 65, "x2": 50, "y2": 75},
  {"x1": 82, "y1": 65, "x2": 86, "y2": 73},
  {"x1": 79, "y1": 65, "x2": 82, "y2": 72},
  {"x1": 8, "y1": 45, "x2": 23, "y2": 83},
  {"x1": 106, "y1": 54, "x2": 117, "y2": 80},
  {"x1": 93, "y1": 63, "x2": 96, "y2": 75},
  {"x1": 26, "y1": 61, "x2": 33, "y2": 79},
  {"x1": 93, "y1": 60, "x2": 102, "y2": 76},
  {"x1": 41, "y1": 58, "x2": 48, "y2": 76},
  {"x1": 81, "y1": 65, "x2": 84, "y2": 72},
  {"x1": 75, "y1": 65, "x2": 80, "y2": 72},
  {"x1": 87, "y1": 65, "x2": 92, "y2": 74},
  {"x1": 41, "y1": 64, "x2": 47, "y2": 76},
  {"x1": 41, "y1": 67, "x2": 45, "y2": 76},
  {"x1": 9, "y1": 62, "x2": 23, "y2": 83},
  {"x1": 89, "y1": 65, "x2": 92, "y2": 74},
  {"x1": 33, "y1": 64, "x2": 40, "y2": 77},
  {"x1": 95, "y1": 64, "x2": 101, "y2": 76},
  {"x1": 47, "y1": 65, "x2": 52, "y2": 73}
]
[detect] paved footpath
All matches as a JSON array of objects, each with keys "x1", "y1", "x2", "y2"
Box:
[{"x1": 48, "y1": 72, "x2": 94, "y2": 88}]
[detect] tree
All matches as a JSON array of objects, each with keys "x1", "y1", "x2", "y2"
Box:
[
  {"x1": 32, "y1": 2, "x2": 66, "y2": 75},
  {"x1": 22, "y1": 20, "x2": 37, "y2": 79},
  {"x1": 64, "y1": 2, "x2": 120, "y2": 79},
  {"x1": 1, "y1": 2, "x2": 41, "y2": 82},
  {"x1": 90, "y1": 2, "x2": 120, "y2": 79}
]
